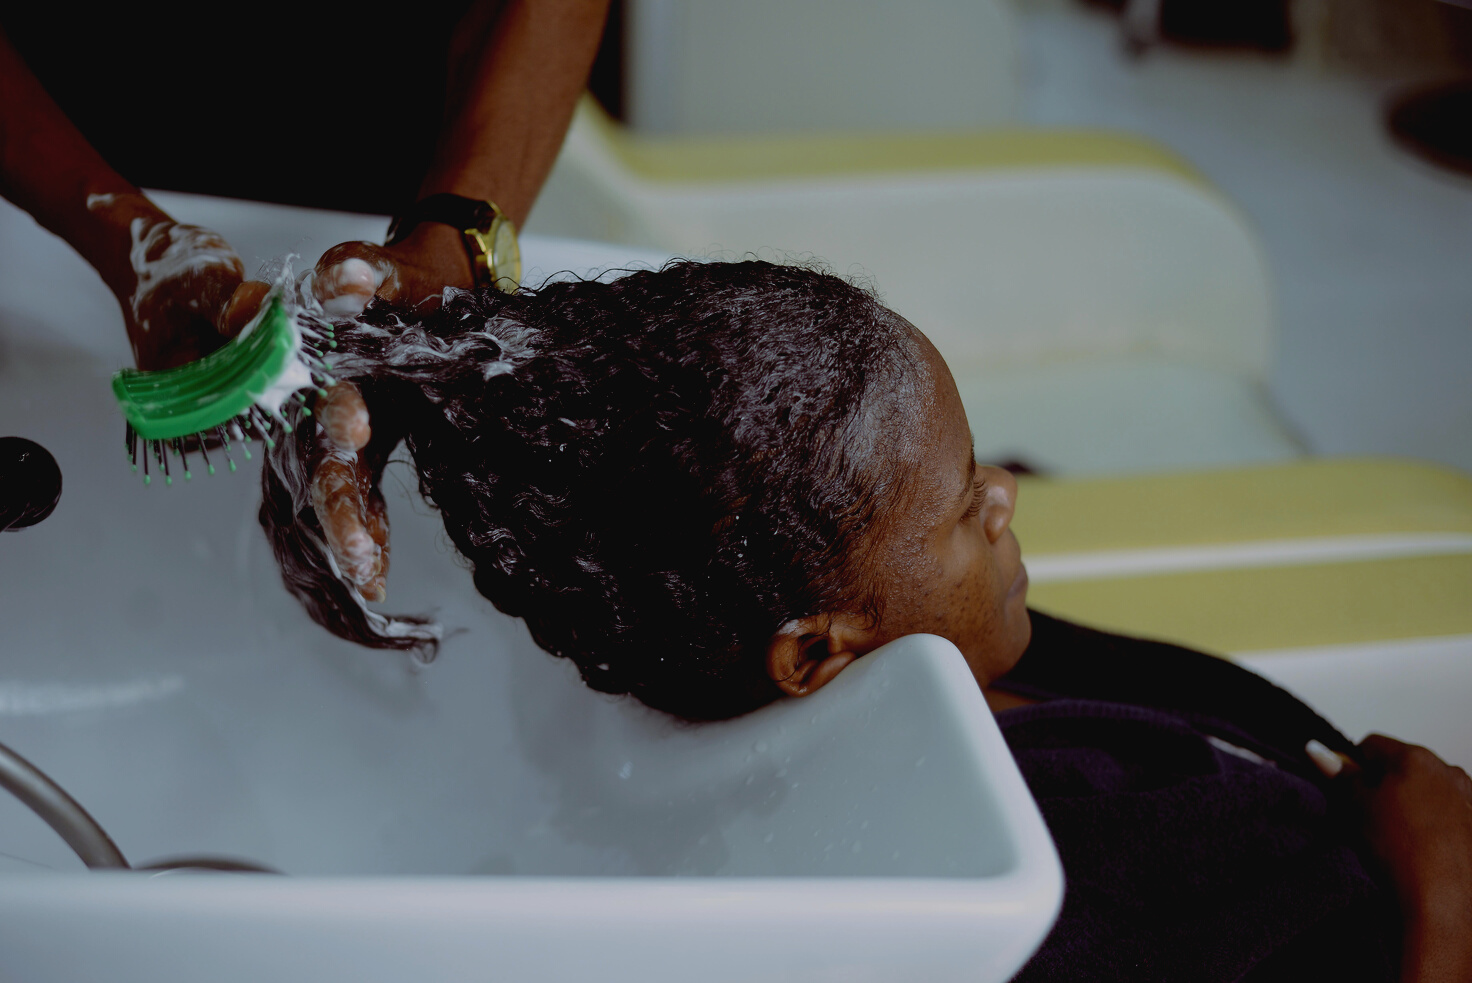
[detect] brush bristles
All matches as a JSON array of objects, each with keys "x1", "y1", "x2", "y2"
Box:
[
  {"x1": 122, "y1": 300, "x2": 337, "y2": 486},
  {"x1": 123, "y1": 398, "x2": 310, "y2": 486}
]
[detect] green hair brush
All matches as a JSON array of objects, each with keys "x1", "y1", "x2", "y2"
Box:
[{"x1": 112, "y1": 292, "x2": 335, "y2": 485}]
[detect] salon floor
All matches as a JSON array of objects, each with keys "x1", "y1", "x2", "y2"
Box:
[{"x1": 1015, "y1": 2, "x2": 1472, "y2": 474}]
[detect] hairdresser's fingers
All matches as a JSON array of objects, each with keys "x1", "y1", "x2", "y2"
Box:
[
  {"x1": 310, "y1": 450, "x2": 380, "y2": 588},
  {"x1": 312, "y1": 242, "x2": 402, "y2": 316},
  {"x1": 1358, "y1": 734, "x2": 1472, "y2": 802},
  {"x1": 1454, "y1": 764, "x2": 1472, "y2": 800},
  {"x1": 316, "y1": 381, "x2": 372, "y2": 453},
  {"x1": 309, "y1": 378, "x2": 389, "y2": 600},
  {"x1": 125, "y1": 223, "x2": 246, "y2": 370},
  {"x1": 138, "y1": 223, "x2": 244, "y2": 325},
  {"x1": 1358, "y1": 733, "x2": 1420, "y2": 771},
  {"x1": 217, "y1": 279, "x2": 272, "y2": 338},
  {"x1": 313, "y1": 257, "x2": 379, "y2": 316},
  {"x1": 1306, "y1": 739, "x2": 1359, "y2": 780},
  {"x1": 360, "y1": 487, "x2": 390, "y2": 603}
]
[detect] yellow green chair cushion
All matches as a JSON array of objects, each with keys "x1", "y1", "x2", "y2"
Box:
[{"x1": 1013, "y1": 458, "x2": 1472, "y2": 654}]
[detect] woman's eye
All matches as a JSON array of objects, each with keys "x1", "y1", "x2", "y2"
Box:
[{"x1": 962, "y1": 480, "x2": 987, "y2": 520}]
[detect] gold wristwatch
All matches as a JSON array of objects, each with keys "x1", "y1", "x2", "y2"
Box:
[{"x1": 385, "y1": 193, "x2": 522, "y2": 293}]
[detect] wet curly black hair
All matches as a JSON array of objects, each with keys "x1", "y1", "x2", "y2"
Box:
[{"x1": 261, "y1": 260, "x2": 925, "y2": 720}]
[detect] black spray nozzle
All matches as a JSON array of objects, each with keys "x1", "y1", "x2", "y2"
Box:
[{"x1": 0, "y1": 436, "x2": 62, "y2": 532}]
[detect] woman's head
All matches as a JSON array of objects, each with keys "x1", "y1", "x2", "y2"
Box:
[{"x1": 262, "y1": 260, "x2": 1028, "y2": 720}]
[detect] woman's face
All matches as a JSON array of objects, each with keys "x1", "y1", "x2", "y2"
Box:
[{"x1": 862, "y1": 334, "x2": 1031, "y2": 687}]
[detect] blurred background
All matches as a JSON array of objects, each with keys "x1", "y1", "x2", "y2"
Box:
[{"x1": 565, "y1": 0, "x2": 1472, "y2": 475}]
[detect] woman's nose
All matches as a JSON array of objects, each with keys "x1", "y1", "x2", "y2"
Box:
[{"x1": 979, "y1": 465, "x2": 1018, "y2": 544}]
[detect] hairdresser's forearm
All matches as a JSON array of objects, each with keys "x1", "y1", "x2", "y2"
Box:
[
  {"x1": 417, "y1": 0, "x2": 610, "y2": 226},
  {"x1": 0, "y1": 27, "x2": 162, "y2": 296},
  {"x1": 1398, "y1": 897, "x2": 1472, "y2": 982}
]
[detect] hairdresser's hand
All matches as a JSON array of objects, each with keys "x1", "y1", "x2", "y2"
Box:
[
  {"x1": 308, "y1": 381, "x2": 392, "y2": 603},
  {"x1": 297, "y1": 225, "x2": 475, "y2": 603},
  {"x1": 310, "y1": 224, "x2": 475, "y2": 317},
  {"x1": 88, "y1": 193, "x2": 264, "y2": 371},
  {"x1": 1325, "y1": 735, "x2": 1472, "y2": 982}
]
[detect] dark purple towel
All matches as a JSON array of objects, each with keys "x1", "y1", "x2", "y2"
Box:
[
  {"x1": 1001, "y1": 700, "x2": 1394, "y2": 982},
  {"x1": 995, "y1": 613, "x2": 1398, "y2": 982}
]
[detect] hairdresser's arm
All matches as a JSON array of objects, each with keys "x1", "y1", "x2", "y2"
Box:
[
  {"x1": 1346, "y1": 735, "x2": 1472, "y2": 983},
  {"x1": 0, "y1": 27, "x2": 259, "y2": 368},
  {"x1": 310, "y1": 0, "x2": 610, "y2": 312},
  {"x1": 306, "y1": 0, "x2": 609, "y2": 602}
]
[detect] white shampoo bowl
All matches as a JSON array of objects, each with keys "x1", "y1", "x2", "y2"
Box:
[{"x1": 0, "y1": 193, "x2": 1060, "y2": 982}]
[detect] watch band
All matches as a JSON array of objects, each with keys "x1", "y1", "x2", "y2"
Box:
[{"x1": 385, "y1": 193, "x2": 521, "y2": 293}]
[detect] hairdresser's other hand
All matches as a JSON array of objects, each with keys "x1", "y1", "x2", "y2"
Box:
[
  {"x1": 87, "y1": 192, "x2": 266, "y2": 371},
  {"x1": 1345, "y1": 735, "x2": 1472, "y2": 982},
  {"x1": 309, "y1": 381, "x2": 391, "y2": 603},
  {"x1": 311, "y1": 224, "x2": 474, "y2": 317},
  {"x1": 300, "y1": 225, "x2": 475, "y2": 603}
]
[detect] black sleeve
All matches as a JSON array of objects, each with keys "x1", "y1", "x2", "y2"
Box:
[{"x1": 1, "y1": 5, "x2": 470, "y2": 214}]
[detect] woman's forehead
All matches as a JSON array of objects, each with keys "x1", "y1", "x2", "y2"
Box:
[
  {"x1": 888, "y1": 332, "x2": 975, "y2": 514},
  {"x1": 916, "y1": 333, "x2": 973, "y2": 458}
]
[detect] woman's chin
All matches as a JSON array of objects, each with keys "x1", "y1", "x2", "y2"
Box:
[
  {"x1": 1004, "y1": 571, "x2": 1033, "y2": 661},
  {"x1": 1008, "y1": 564, "x2": 1030, "y2": 603}
]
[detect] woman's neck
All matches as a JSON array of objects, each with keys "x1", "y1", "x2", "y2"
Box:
[{"x1": 983, "y1": 686, "x2": 1038, "y2": 713}]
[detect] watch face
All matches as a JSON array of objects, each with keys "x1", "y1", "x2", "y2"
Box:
[{"x1": 490, "y1": 217, "x2": 522, "y2": 292}]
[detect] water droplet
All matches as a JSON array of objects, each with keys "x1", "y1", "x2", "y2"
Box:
[
  {"x1": 744, "y1": 774, "x2": 755, "y2": 786},
  {"x1": 774, "y1": 769, "x2": 787, "y2": 779},
  {"x1": 860, "y1": 820, "x2": 870, "y2": 830},
  {"x1": 891, "y1": 850, "x2": 901, "y2": 861},
  {"x1": 618, "y1": 761, "x2": 633, "y2": 780},
  {"x1": 851, "y1": 841, "x2": 862, "y2": 854},
  {"x1": 763, "y1": 832, "x2": 775, "y2": 844},
  {"x1": 914, "y1": 756, "x2": 927, "y2": 768},
  {"x1": 753, "y1": 740, "x2": 768, "y2": 753}
]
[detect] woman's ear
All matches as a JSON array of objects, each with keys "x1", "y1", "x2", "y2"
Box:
[{"x1": 765, "y1": 613, "x2": 876, "y2": 698}]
